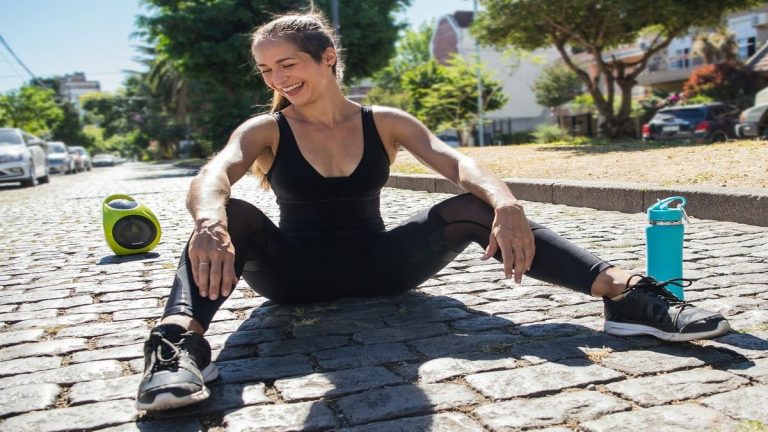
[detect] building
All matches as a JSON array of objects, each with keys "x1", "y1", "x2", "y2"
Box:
[
  {"x1": 57, "y1": 72, "x2": 101, "y2": 114},
  {"x1": 431, "y1": 11, "x2": 560, "y2": 144},
  {"x1": 634, "y1": 5, "x2": 768, "y2": 93}
]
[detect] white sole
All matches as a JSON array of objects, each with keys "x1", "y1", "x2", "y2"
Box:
[
  {"x1": 136, "y1": 362, "x2": 219, "y2": 411},
  {"x1": 604, "y1": 320, "x2": 732, "y2": 342}
]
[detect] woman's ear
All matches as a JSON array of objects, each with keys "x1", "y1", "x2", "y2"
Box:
[{"x1": 324, "y1": 47, "x2": 337, "y2": 67}]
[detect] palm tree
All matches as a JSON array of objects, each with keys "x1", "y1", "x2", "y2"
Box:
[{"x1": 692, "y1": 25, "x2": 739, "y2": 64}]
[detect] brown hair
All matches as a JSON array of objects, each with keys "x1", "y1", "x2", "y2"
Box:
[{"x1": 250, "y1": 11, "x2": 345, "y2": 188}]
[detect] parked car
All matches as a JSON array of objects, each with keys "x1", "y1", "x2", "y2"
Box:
[
  {"x1": 642, "y1": 103, "x2": 739, "y2": 143},
  {"x1": 437, "y1": 133, "x2": 460, "y2": 148},
  {"x1": 0, "y1": 127, "x2": 50, "y2": 187},
  {"x1": 47, "y1": 141, "x2": 76, "y2": 174},
  {"x1": 735, "y1": 86, "x2": 768, "y2": 138},
  {"x1": 92, "y1": 153, "x2": 116, "y2": 167},
  {"x1": 67, "y1": 146, "x2": 92, "y2": 171}
]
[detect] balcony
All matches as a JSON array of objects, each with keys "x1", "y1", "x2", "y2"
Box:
[{"x1": 637, "y1": 54, "x2": 705, "y2": 86}]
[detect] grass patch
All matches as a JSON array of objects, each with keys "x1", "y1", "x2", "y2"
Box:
[{"x1": 738, "y1": 420, "x2": 768, "y2": 432}]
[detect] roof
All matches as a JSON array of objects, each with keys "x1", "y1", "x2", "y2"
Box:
[{"x1": 747, "y1": 40, "x2": 768, "y2": 72}]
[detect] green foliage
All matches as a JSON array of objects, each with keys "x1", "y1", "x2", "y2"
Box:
[
  {"x1": 401, "y1": 56, "x2": 507, "y2": 145},
  {"x1": 371, "y1": 21, "x2": 433, "y2": 92},
  {"x1": 363, "y1": 87, "x2": 409, "y2": 110},
  {"x1": 50, "y1": 101, "x2": 92, "y2": 148},
  {"x1": 0, "y1": 85, "x2": 63, "y2": 136},
  {"x1": 495, "y1": 130, "x2": 534, "y2": 145},
  {"x1": 683, "y1": 61, "x2": 763, "y2": 108},
  {"x1": 533, "y1": 63, "x2": 582, "y2": 108},
  {"x1": 473, "y1": 0, "x2": 762, "y2": 137},
  {"x1": 531, "y1": 123, "x2": 569, "y2": 143},
  {"x1": 686, "y1": 94, "x2": 716, "y2": 104}
]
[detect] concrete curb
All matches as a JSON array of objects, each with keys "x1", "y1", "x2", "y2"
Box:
[{"x1": 386, "y1": 173, "x2": 768, "y2": 227}]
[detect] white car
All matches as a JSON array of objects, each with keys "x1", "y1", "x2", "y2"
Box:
[
  {"x1": 92, "y1": 153, "x2": 116, "y2": 167},
  {"x1": 0, "y1": 128, "x2": 50, "y2": 187},
  {"x1": 47, "y1": 141, "x2": 76, "y2": 174}
]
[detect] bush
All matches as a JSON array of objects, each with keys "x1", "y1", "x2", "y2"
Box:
[
  {"x1": 683, "y1": 61, "x2": 762, "y2": 108},
  {"x1": 531, "y1": 124, "x2": 569, "y2": 143},
  {"x1": 495, "y1": 130, "x2": 534, "y2": 145}
]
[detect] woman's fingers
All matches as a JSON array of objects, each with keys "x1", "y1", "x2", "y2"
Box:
[
  {"x1": 482, "y1": 233, "x2": 499, "y2": 260},
  {"x1": 221, "y1": 254, "x2": 237, "y2": 298},
  {"x1": 197, "y1": 260, "x2": 210, "y2": 297}
]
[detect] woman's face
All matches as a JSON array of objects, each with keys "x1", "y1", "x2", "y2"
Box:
[{"x1": 254, "y1": 37, "x2": 335, "y2": 106}]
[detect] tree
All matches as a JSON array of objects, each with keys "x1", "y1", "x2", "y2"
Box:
[
  {"x1": 683, "y1": 60, "x2": 762, "y2": 107},
  {"x1": 474, "y1": 0, "x2": 761, "y2": 138},
  {"x1": 50, "y1": 101, "x2": 92, "y2": 148},
  {"x1": 0, "y1": 85, "x2": 63, "y2": 136},
  {"x1": 533, "y1": 63, "x2": 583, "y2": 108},
  {"x1": 372, "y1": 21, "x2": 434, "y2": 92},
  {"x1": 692, "y1": 25, "x2": 739, "y2": 64},
  {"x1": 402, "y1": 57, "x2": 507, "y2": 146}
]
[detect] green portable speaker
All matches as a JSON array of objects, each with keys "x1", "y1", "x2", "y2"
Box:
[{"x1": 102, "y1": 194, "x2": 162, "y2": 256}]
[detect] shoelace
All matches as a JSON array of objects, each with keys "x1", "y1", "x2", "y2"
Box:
[
  {"x1": 149, "y1": 332, "x2": 182, "y2": 373},
  {"x1": 624, "y1": 274, "x2": 693, "y2": 309}
]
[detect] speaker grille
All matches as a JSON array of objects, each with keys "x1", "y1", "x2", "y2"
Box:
[{"x1": 112, "y1": 215, "x2": 157, "y2": 249}]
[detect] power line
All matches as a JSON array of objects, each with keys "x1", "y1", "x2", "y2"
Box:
[{"x1": 0, "y1": 34, "x2": 50, "y2": 88}]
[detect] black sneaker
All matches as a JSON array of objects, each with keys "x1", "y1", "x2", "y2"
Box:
[
  {"x1": 603, "y1": 275, "x2": 731, "y2": 342},
  {"x1": 136, "y1": 324, "x2": 219, "y2": 411}
]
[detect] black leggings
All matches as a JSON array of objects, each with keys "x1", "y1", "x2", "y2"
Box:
[{"x1": 164, "y1": 194, "x2": 612, "y2": 330}]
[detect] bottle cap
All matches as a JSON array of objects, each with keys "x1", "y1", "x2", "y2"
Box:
[{"x1": 647, "y1": 196, "x2": 687, "y2": 222}]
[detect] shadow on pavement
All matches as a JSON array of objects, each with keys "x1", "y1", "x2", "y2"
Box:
[
  {"x1": 140, "y1": 291, "x2": 762, "y2": 429},
  {"x1": 98, "y1": 253, "x2": 160, "y2": 265}
]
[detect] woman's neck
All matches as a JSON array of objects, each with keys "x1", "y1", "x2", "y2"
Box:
[{"x1": 286, "y1": 85, "x2": 358, "y2": 128}]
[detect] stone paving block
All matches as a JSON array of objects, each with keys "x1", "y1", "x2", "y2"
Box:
[
  {"x1": 512, "y1": 333, "x2": 632, "y2": 364},
  {"x1": 17, "y1": 295, "x2": 93, "y2": 311},
  {"x1": 56, "y1": 320, "x2": 147, "y2": 338},
  {"x1": 694, "y1": 297, "x2": 766, "y2": 316},
  {"x1": 69, "y1": 374, "x2": 142, "y2": 405},
  {"x1": 700, "y1": 384, "x2": 768, "y2": 423},
  {"x1": 450, "y1": 315, "x2": 519, "y2": 332},
  {"x1": 419, "y1": 281, "x2": 500, "y2": 296},
  {"x1": 725, "y1": 357, "x2": 768, "y2": 383},
  {"x1": 315, "y1": 342, "x2": 418, "y2": 370},
  {"x1": 408, "y1": 352, "x2": 520, "y2": 383},
  {"x1": 0, "y1": 338, "x2": 87, "y2": 361},
  {"x1": 223, "y1": 401, "x2": 338, "y2": 432},
  {"x1": 0, "y1": 309, "x2": 58, "y2": 322},
  {"x1": 274, "y1": 366, "x2": 402, "y2": 401},
  {"x1": 727, "y1": 309, "x2": 768, "y2": 331},
  {"x1": 293, "y1": 318, "x2": 386, "y2": 338},
  {"x1": 169, "y1": 382, "x2": 270, "y2": 417},
  {"x1": 95, "y1": 329, "x2": 148, "y2": 348},
  {"x1": 579, "y1": 403, "x2": 738, "y2": 432},
  {"x1": 599, "y1": 344, "x2": 733, "y2": 375},
  {"x1": 352, "y1": 322, "x2": 449, "y2": 344},
  {"x1": 605, "y1": 368, "x2": 748, "y2": 406},
  {"x1": 0, "y1": 383, "x2": 60, "y2": 417},
  {"x1": 112, "y1": 307, "x2": 165, "y2": 321},
  {"x1": 474, "y1": 390, "x2": 631, "y2": 430},
  {"x1": 0, "y1": 398, "x2": 138, "y2": 432},
  {"x1": 410, "y1": 333, "x2": 524, "y2": 358},
  {"x1": 466, "y1": 359, "x2": 624, "y2": 400},
  {"x1": 703, "y1": 330, "x2": 768, "y2": 359},
  {"x1": 67, "y1": 298, "x2": 158, "y2": 314},
  {"x1": 96, "y1": 418, "x2": 204, "y2": 432},
  {"x1": 0, "y1": 328, "x2": 44, "y2": 347},
  {"x1": 216, "y1": 355, "x2": 314, "y2": 384},
  {"x1": 0, "y1": 289, "x2": 70, "y2": 306},
  {"x1": 0, "y1": 359, "x2": 124, "y2": 388},
  {"x1": 471, "y1": 298, "x2": 559, "y2": 315},
  {"x1": 336, "y1": 383, "x2": 480, "y2": 426},
  {"x1": 337, "y1": 412, "x2": 485, "y2": 432},
  {"x1": 0, "y1": 355, "x2": 61, "y2": 377},
  {"x1": 517, "y1": 318, "x2": 601, "y2": 338},
  {"x1": 383, "y1": 307, "x2": 472, "y2": 326},
  {"x1": 258, "y1": 335, "x2": 349, "y2": 357},
  {"x1": 10, "y1": 313, "x2": 99, "y2": 330},
  {"x1": 206, "y1": 328, "x2": 285, "y2": 350},
  {"x1": 70, "y1": 343, "x2": 143, "y2": 363}
]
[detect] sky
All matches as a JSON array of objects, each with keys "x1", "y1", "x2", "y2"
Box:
[{"x1": 0, "y1": 0, "x2": 477, "y2": 94}]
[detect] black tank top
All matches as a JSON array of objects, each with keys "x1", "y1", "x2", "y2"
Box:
[{"x1": 266, "y1": 106, "x2": 390, "y2": 250}]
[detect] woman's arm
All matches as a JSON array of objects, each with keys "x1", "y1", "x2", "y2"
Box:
[
  {"x1": 186, "y1": 114, "x2": 277, "y2": 300},
  {"x1": 375, "y1": 107, "x2": 535, "y2": 283}
]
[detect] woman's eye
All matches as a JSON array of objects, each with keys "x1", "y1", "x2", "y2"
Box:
[
  {"x1": 283, "y1": 64, "x2": 295, "y2": 69},
  {"x1": 260, "y1": 69, "x2": 272, "y2": 74}
]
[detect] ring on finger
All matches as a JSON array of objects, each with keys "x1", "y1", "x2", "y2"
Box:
[{"x1": 199, "y1": 262, "x2": 210, "y2": 267}]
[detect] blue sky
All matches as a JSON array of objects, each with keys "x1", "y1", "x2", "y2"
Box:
[{"x1": 0, "y1": 0, "x2": 476, "y2": 94}]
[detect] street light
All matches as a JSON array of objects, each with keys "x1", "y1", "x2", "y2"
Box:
[{"x1": 472, "y1": 0, "x2": 485, "y2": 146}]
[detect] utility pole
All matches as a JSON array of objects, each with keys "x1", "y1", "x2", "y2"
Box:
[
  {"x1": 473, "y1": 0, "x2": 485, "y2": 146},
  {"x1": 331, "y1": 0, "x2": 340, "y2": 36}
]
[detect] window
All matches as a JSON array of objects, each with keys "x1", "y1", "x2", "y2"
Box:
[
  {"x1": 738, "y1": 36, "x2": 756, "y2": 59},
  {"x1": 671, "y1": 48, "x2": 690, "y2": 70}
]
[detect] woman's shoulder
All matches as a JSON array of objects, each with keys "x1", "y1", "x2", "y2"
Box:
[{"x1": 368, "y1": 105, "x2": 420, "y2": 127}]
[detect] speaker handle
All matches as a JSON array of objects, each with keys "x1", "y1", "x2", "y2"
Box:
[{"x1": 103, "y1": 194, "x2": 136, "y2": 211}]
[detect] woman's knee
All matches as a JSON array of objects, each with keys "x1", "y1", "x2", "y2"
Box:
[
  {"x1": 437, "y1": 193, "x2": 494, "y2": 225},
  {"x1": 225, "y1": 198, "x2": 268, "y2": 233}
]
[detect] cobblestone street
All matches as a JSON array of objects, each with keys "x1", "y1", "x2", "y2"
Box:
[{"x1": 0, "y1": 162, "x2": 767, "y2": 431}]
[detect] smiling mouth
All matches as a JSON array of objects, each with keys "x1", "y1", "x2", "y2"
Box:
[{"x1": 282, "y1": 82, "x2": 304, "y2": 94}]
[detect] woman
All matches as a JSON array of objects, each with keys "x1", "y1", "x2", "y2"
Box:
[{"x1": 136, "y1": 12, "x2": 731, "y2": 411}]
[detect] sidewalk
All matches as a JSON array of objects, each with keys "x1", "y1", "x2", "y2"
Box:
[{"x1": 0, "y1": 162, "x2": 766, "y2": 431}]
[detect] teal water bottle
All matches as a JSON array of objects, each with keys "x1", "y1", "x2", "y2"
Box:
[{"x1": 646, "y1": 196, "x2": 689, "y2": 300}]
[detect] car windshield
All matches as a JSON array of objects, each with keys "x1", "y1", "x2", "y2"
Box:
[
  {"x1": 48, "y1": 143, "x2": 67, "y2": 153},
  {"x1": 655, "y1": 108, "x2": 705, "y2": 122},
  {"x1": 0, "y1": 130, "x2": 22, "y2": 146}
]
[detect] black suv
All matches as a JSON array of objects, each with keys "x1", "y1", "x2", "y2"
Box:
[{"x1": 642, "y1": 103, "x2": 739, "y2": 143}]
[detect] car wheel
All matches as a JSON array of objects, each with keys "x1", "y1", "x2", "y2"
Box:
[
  {"x1": 21, "y1": 163, "x2": 38, "y2": 187},
  {"x1": 711, "y1": 132, "x2": 727, "y2": 143}
]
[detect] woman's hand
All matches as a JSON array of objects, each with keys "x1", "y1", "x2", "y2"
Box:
[
  {"x1": 481, "y1": 203, "x2": 535, "y2": 284},
  {"x1": 187, "y1": 221, "x2": 237, "y2": 301}
]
